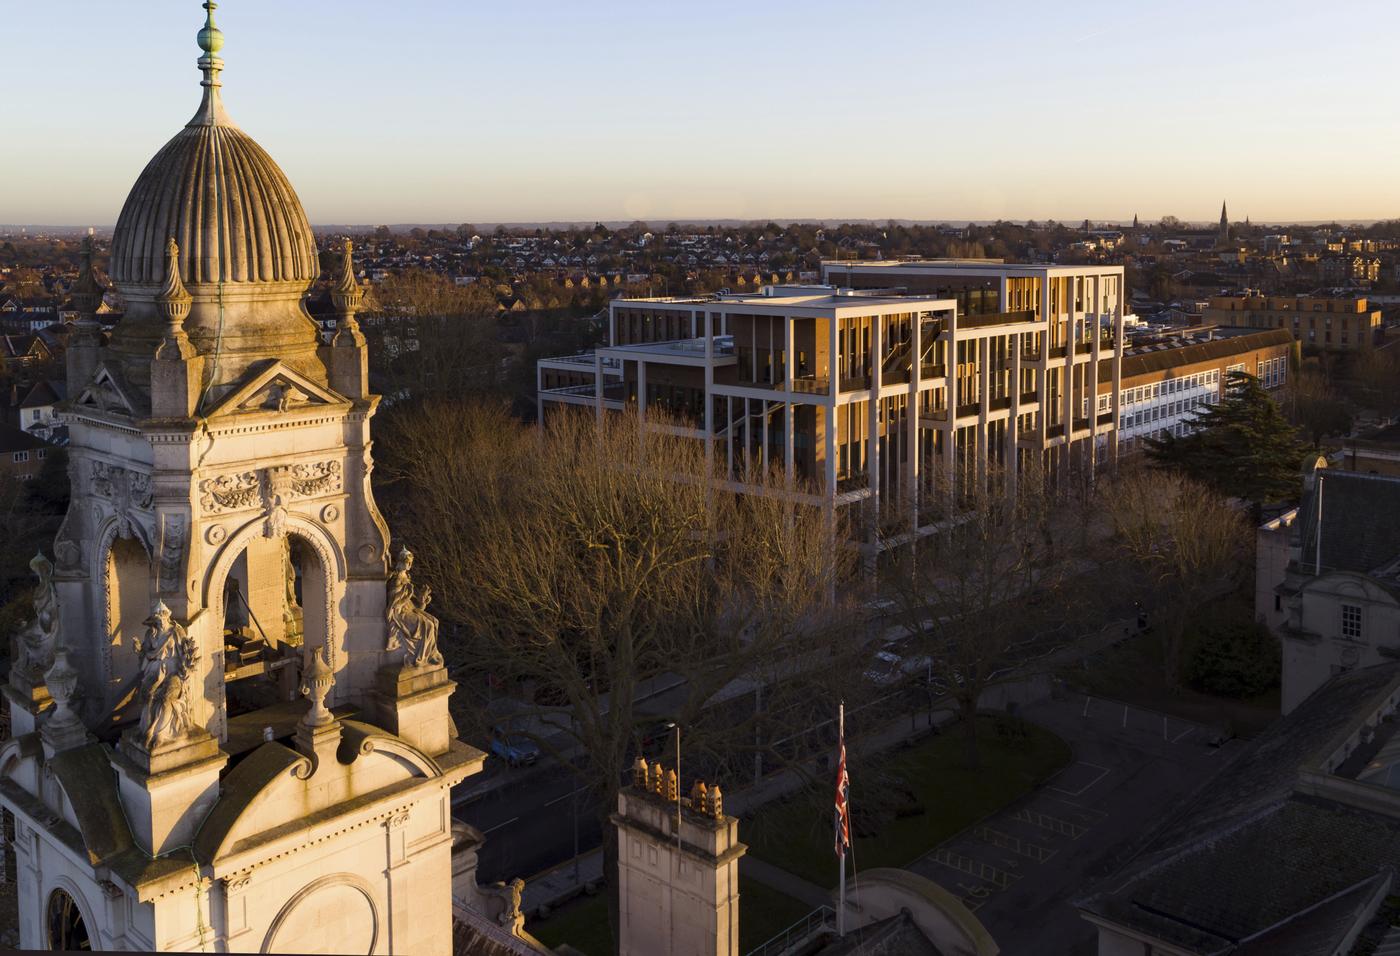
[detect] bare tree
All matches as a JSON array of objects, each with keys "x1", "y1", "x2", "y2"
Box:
[
  {"x1": 887, "y1": 466, "x2": 1088, "y2": 768},
  {"x1": 1099, "y1": 468, "x2": 1247, "y2": 689},
  {"x1": 374, "y1": 400, "x2": 860, "y2": 947},
  {"x1": 362, "y1": 269, "x2": 503, "y2": 400}
]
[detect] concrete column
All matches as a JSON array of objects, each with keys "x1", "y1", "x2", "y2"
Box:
[
  {"x1": 784, "y1": 316, "x2": 795, "y2": 488},
  {"x1": 825, "y1": 400, "x2": 837, "y2": 500},
  {"x1": 1089, "y1": 274, "x2": 1102, "y2": 479},
  {"x1": 704, "y1": 312, "x2": 715, "y2": 476},
  {"x1": 977, "y1": 335, "x2": 990, "y2": 494},
  {"x1": 868, "y1": 315, "x2": 883, "y2": 538},
  {"x1": 726, "y1": 397, "x2": 734, "y2": 478},
  {"x1": 760, "y1": 399, "x2": 769, "y2": 473},
  {"x1": 907, "y1": 312, "x2": 922, "y2": 528},
  {"x1": 637, "y1": 359, "x2": 647, "y2": 425},
  {"x1": 1009, "y1": 330, "x2": 1023, "y2": 498},
  {"x1": 1111, "y1": 273, "x2": 1124, "y2": 471},
  {"x1": 1061, "y1": 277, "x2": 1077, "y2": 489},
  {"x1": 594, "y1": 352, "x2": 605, "y2": 425},
  {"x1": 743, "y1": 398, "x2": 751, "y2": 477},
  {"x1": 785, "y1": 403, "x2": 795, "y2": 490}
]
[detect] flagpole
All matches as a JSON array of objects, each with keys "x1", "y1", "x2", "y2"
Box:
[{"x1": 837, "y1": 700, "x2": 846, "y2": 938}]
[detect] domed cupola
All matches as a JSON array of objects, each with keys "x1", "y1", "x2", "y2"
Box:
[{"x1": 107, "y1": 2, "x2": 325, "y2": 396}]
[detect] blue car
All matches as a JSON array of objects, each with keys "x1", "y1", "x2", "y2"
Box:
[{"x1": 490, "y1": 728, "x2": 541, "y2": 767}]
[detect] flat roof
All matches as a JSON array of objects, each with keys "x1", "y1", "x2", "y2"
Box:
[
  {"x1": 614, "y1": 288, "x2": 956, "y2": 314},
  {"x1": 822, "y1": 259, "x2": 1123, "y2": 277}
]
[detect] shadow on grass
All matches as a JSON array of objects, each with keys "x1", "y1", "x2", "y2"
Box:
[{"x1": 740, "y1": 715, "x2": 1071, "y2": 889}]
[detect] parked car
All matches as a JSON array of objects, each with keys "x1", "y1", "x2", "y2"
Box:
[
  {"x1": 864, "y1": 647, "x2": 934, "y2": 687},
  {"x1": 489, "y1": 727, "x2": 541, "y2": 767},
  {"x1": 637, "y1": 719, "x2": 677, "y2": 754}
]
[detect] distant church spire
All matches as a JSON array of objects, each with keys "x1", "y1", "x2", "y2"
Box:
[{"x1": 1218, "y1": 200, "x2": 1230, "y2": 243}]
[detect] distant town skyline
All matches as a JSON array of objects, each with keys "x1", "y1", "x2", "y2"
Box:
[{"x1": 5, "y1": 0, "x2": 1397, "y2": 226}]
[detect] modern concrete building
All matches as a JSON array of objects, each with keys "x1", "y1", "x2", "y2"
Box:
[
  {"x1": 539, "y1": 261, "x2": 1126, "y2": 546},
  {"x1": 1203, "y1": 292, "x2": 1383, "y2": 352}
]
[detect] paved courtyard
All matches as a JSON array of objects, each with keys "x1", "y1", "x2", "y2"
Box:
[{"x1": 908, "y1": 692, "x2": 1248, "y2": 956}]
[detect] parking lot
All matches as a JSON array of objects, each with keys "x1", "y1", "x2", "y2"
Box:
[{"x1": 907, "y1": 692, "x2": 1246, "y2": 955}]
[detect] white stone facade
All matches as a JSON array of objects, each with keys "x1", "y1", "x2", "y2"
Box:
[{"x1": 0, "y1": 7, "x2": 484, "y2": 953}]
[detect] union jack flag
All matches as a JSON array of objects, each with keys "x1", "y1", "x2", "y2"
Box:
[{"x1": 834, "y1": 721, "x2": 850, "y2": 858}]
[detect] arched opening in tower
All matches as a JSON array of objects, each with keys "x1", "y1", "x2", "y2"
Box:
[
  {"x1": 219, "y1": 534, "x2": 327, "y2": 720},
  {"x1": 104, "y1": 535, "x2": 153, "y2": 731}
]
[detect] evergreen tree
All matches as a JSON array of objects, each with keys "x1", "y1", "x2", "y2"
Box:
[{"x1": 1147, "y1": 371, "x2": 1307, "y2": 504}]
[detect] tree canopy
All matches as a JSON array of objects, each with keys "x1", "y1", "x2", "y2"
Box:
[{"x1": 1147, "y1": 370, "x2": 1307, "y2": 504}]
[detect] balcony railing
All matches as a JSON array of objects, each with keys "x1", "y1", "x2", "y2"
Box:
[
  {"x1": 838, "y1": 373, "x2": 872, "y2": 392},
  {"x1": 790, "y1": 376, "x2": 830, "y2": 395},
  {"x1": 957, "y1": 310, "x2": 1036, "y2": 331}
]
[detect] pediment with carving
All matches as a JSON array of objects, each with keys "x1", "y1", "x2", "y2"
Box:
[
  {"x1": 203, "y1": 361, "x2": 349, "y2": 419},
  {"x1": 73, "y1": 364, "x2": 142, "y2": 417}
]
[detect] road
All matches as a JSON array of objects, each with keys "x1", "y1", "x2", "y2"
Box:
[
  {"x1": 456, "y1": 759, "x2": 604, "y2": 885},
  {"x1": 453, "y1": 590, "x2": 1152, "y2": 888}
]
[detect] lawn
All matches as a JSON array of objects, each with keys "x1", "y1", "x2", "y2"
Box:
[
  {"x1": 740, "y1": 715, "x2": 1071, "y2": 889},
  {"x1": 1066, "y1": 587, "x2": 1280, "y2": 737},
  {"x1": 526, "y1": 877, "x2": 810, "y2": 956}
]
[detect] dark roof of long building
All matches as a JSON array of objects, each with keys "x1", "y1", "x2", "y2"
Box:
[
  {"x1": 1297, "y1": 470, "x2": 1400, "y2": 576},
  {"x1": 1099, "y1": 328, "x2": 1294, "y2": 384},
  {"x1": 1078, "y1": 664, "x2": 1400, "y2": 954}
]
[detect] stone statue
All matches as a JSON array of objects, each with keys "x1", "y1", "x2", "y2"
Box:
[
  {"x1": 15, "y1": 552, "x2": 60, "y2": 677},
  {"x1": 282, "y1": 540, "x2": 303, "y2": 646},
  {"x1": 488, "y1": 878, "x2": 526, "y2": 934},
  {"x1": 133, "y1": 601, "x2": 199, "y2": 750},
  {"x1": 385, "y1": 548, "x2": 443, "y2": 668}
]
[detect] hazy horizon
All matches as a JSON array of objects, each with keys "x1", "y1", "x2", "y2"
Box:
[{"x1": 4, "y1": 0, "x2": 1397, "y2": 226}]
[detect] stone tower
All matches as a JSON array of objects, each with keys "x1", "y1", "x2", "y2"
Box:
[
  {"x1": 0, "y1": 4, "x2": 483, "y2": 952},
  {"x1": 614, "y1": 759, "x2": 745, "y2": 956}
]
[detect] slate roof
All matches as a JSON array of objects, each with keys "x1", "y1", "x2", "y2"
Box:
[
  {"x1": 1098, "y1": 328, "x2": 1294, "y2": 383},
  {"x1": 1079, "y1": 664, "x2": 1400, "y2": 954},
  {"x1": 1297, "y1": 470, "x2": 1400, "y2": 576},
  {"x1": 19, "y1": 379, "x2": 65, "y2": 407}
]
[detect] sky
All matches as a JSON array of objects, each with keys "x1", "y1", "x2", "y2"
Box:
[{"x1": 2, "y1": 0, "x2": 1398, "y2": 227}]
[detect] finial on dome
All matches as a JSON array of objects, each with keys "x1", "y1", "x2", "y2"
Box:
[
  {"x1": 158, "y1": 238, "x2": 192, "y2": 306},
  {"x1": 331, "y1": 239, "x2": 365, "y2": 320},
  {"x1": 198, "y1": 2, "x2": 224, "y2": 56},
  {"x1": 154, "y1": 239, "x2": 195, "y2": 360},
  {"x1": 71, "y1": 231, "x2": 104, "y2": 316},
  {"x1": 191, "y1": 1, "x2": 231, "y2": 126}
]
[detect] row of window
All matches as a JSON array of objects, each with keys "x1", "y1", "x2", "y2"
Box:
[
  {"x1": 1123, "y1": 369, "x2": 1221, "y2": 408},
  {"x1": 1120, "y1": 392, "x2": 1213, "y2": 432},
  {"x1": 11, "y1": 449, "x2": 47, "y2": 463}
]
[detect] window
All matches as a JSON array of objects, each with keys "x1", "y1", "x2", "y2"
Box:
[
  {"x1": 1342, "y1": 604, "x2": 1362, "y2": 640},
  {"x1": 12, "y1": 451, "x2": 28, "y2": 463}
]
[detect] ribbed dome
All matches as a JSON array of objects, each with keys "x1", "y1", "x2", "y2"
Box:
[{"x1": 110, "y1": 116, "x2": 317, "y2": 289}]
